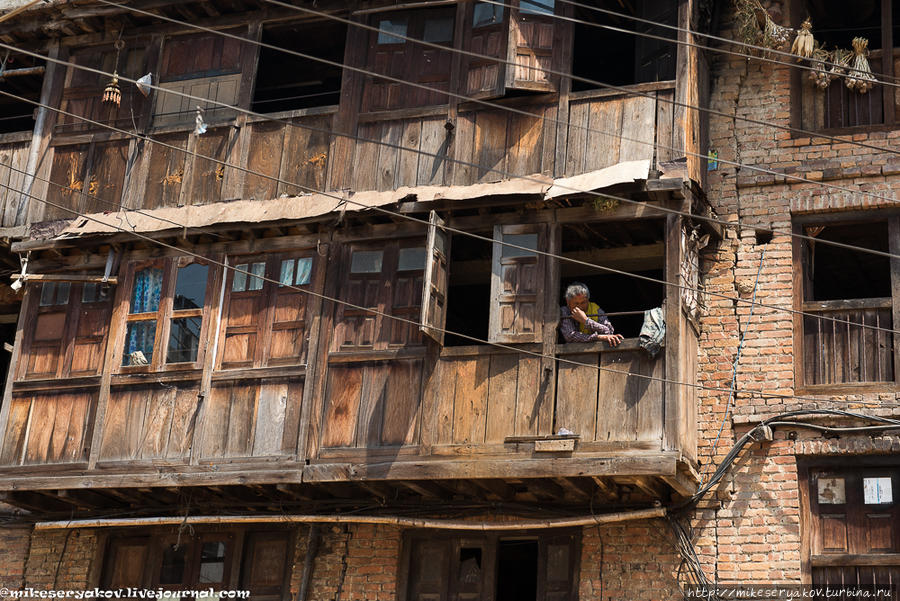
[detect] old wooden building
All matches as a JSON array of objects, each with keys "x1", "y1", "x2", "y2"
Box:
[{"x1": 0, "y1": 0, "x2": 728, "y2": 598}]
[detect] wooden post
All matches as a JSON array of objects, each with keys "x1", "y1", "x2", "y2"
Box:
[
  {"x1": 663, "y1": 212, "x2": 682, "y2": 452},
  {"x1": 887, "y1": 217, "x2": 900, "y2": 382},
  {"x1": 0, "y1": 284, "x2": 35, "y2": 462}
]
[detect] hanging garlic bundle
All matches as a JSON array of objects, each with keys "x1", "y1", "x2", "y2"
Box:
[
  {"x1": 825, "y1": 48, "x2": 852, "y2": 88},
  {"x1": 734, "y1": 0, "x2": 790, "y2": 57},
  {"x1": 808, "y1": 46, "x2": 832, "y2": 89},
  {"x1": 846, "y1": 37, "x2": 877, "y2": 93},
  {"x1": 792, "y1": 18, "x2": 814, "y2": 60},
  {"x1": 759, "y1": 5, "x2": 792, "y2": 51}
]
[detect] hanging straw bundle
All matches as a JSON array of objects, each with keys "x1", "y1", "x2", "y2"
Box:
[
  {"x1": 846, "y1": 37, "x2": 877, "y2": 93},
  {"x1": 791, "y1": 18, "x2": 815, "y2": 60},
  {"x1": 734, "y1": 0, "x2": 792, "y2": 56},
  {"x1": 807, "y1": 46, "x2": 832, "y2": 89}
]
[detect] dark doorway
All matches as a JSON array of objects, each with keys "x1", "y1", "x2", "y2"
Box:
[{"x1": 496, "y1": 539, "x2": 538, "y2": 601}]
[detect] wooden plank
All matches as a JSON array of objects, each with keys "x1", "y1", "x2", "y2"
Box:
[
  {"x1": 484, "y1": 353, "x2": 519, "y2": 444},
  {"x1": 242, "y1": 121, "x2": 286, "y2": 201},
  {"x1": 598, "y1": 350, "x2": 665, "y2": 443},
  {"x1": 564, "y1": 100, "x2": 589, "y2": 177},
  {"x1": 887, "y1": 217, "x2": 900, "y2": 383},
  {"x1": 356, "y1": 364, "x2": 387, "y2": 448},
  {"x1": 282, "y1": 380, "x2": 304, "y2": 457},
  {"x1": 166, "y1": 386, "x2": 196, "y2": 459},
  {"x1": 188, "y1": 127, "x2": 231, "y2": 205},
  {"x1": 376, "y1": 122, "x2": 402, "y2": 192},
  {"x1": 252, "y1": 381, "x2": 288, "y2": 456},
  {"x1": 397, "y1": 120, "x2": 422, "y2": 188},
  {"x1": 350, "y1": 123, "x2": 380, "y2": 192},
  {"x1": 450, "y1": 112, "x2": 476, "y2": 185},
  {"x1": 225, "y1": 383, "x2": 258, "y2": 457},
  {"x1": 618, "y1": 95, "x2": 657, "y2": 163},
  {"x1": 0, "y1": 397, "x2": 30, "y2": 465},
  {"x1": 320, "y1": 366, "x2": 363, "y2": 449},
  {"x1": 200, "y1": 383, "x2": 232, "y2": 459},
  {"x1": 506, "y1": 113, "x2": 543, "y2": 177},
  {"x1": 24, "y1": 394, "x2": 55, "y2": 464},
  {"x1": 381, "y1": 359, "x2": 422, "y2": 446},
  {"x1": 473, "y1": 111, "x2": 508, "y2": 182},
  {"x1": 450, "y1": 356, "x2": 489, "y2": 444},
  {"x1": 655, "y1": 90, "x2": 675, "y2": 166},
  {"x1": 278, "y1": 114, "x2": 332, "y2": 197},
  {"x1": 584, "y1": 99, "x2": 622, "y2": 171},
  {"x1": 555, "y1": 353, "x2": 599, "y2": 440},
  {"x1": 416, "y1": 117, "x2": 449, "y2": 186},
  {"x1": 82, "y1": 140, "x2": 128, "y2": 215},
  {"x1": 138, "y1": 387, "x2": 175, "y2": 459},
  {"x1": 144, "y1": 133, "x2": 188, "y2": 209},
  {"x1": 515, "y1": 356, "x2": 547, "y2": 436}
]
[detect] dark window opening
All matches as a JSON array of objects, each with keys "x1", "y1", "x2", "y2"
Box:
[
  {"x1": 445, "y1": 232, "x2": 491, "y2": 346},
  {"x1": 755, "y1": 229, "x2": 774, "y2": 245},
  {"x1": 572, "y1": 0, "x2": 676, "y2": 91},
  {"x1": 496, "y1": 539, "x2": 538, "y2": 601},
  {"x1": 560, "y1": 222, "x2": 666, "y2": 339},
  {"x1": 0, "y1": 53, "x2": 43, "y2": 134},
  {"x1": 251, "y1": 20, "x2": 346, "y2": 113},
  {"x1": 806, "y1": 222, "x2": 889, "y2": 301},
  {"x1": 796, "y1": 1, "x2": 892, "y2": 130}
]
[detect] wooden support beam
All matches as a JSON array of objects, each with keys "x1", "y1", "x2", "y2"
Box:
[{"x1": 397, "y1": 480, "x2": 448, "y2": 500}]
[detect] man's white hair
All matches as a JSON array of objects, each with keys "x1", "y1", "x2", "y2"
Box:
[{"x1": 564, "y1": 282, "x2": 590, "y2": 301}]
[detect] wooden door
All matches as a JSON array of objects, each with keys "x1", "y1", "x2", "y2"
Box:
[{"x1": 421, "y1": 210, "x2": 451, "y2": 344}]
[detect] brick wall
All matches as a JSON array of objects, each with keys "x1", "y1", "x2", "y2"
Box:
[
  {"x1": 24, "y1": 529, "x2": 97, "y2": 589},
  {"x1": 693, "y1": 0, "x2": 900, "y2": 589}
]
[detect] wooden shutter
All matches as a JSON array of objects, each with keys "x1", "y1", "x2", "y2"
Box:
[
  {"x1": 22, "y1": 284, "x2": 70, "y2": 379},
  {"x1": 407, "y1": 538, "x2": 450, "y2": 601},
  {"x1": 221, "y1": 259, "x2": 268, "y2": 368},
  {"x1": 332, "y1": 246, "x2": 388, "y2": 351},
  {"x1": 267, "y1": 254, "x2": 315, "y2": 365},
  {"x1": 101, "y1": 537, "x2": 151, "y2": 587},
  {"x1": 489, "y1": 224, "x2": 546, "y2": 343},
  {"x1": 537, "y1": 533, "x2": 578, "y2": 601},
  {"x1": 241, "y1": 532, "x2": 291, "y2": 601},
  {"x1": 506, "y1": 1, "x2": 557, "y2": 92},
  {"x1": 421, "y1": 211, "x2": 451, "y2": 344},
  {"x1": 462, "y1": 2, "x2": 509, "y2": 99},
  {"x1": 70, "y1": 285, "x2": 113, "y2": 375},
  {"x1": 449, "y1": 537, "x2": 491, "y2": 601}
]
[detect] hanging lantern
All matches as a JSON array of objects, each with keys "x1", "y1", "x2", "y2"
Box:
[
  {"x1": 102, "y1": 71, "x2": 122, "y2": 107},
  {"x1": 101, "y1": 37, "x2": 125, "y2": 108}
]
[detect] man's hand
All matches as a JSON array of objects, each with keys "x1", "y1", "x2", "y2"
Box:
[
  {"x1": 571, "y1": 306, "x2": 588, "y2": 324},
  {"x1": 599, "y1": 334, "x2": 624, "y2": 347}
]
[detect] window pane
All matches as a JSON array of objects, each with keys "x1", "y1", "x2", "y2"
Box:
[
  {"x1": 817, "y1": 477, "x2": 846, "y2": 504},
  {"x1": 295, "y1": 257, "x2": 312, "y2": 285},
  {"x1": 279, "y1": 259, "x2": 295, "y2": 287},
  {"x1": 173, "y1": 263, "x2": 209, "y2": 310},
  {"x1": 520, "y1": 0, "x2": 554, "y2": 15},
  {"x1": 123, "y1": 321, "x2": 156, "y2": 366},
  {"x1": 249, "y1": 262, "x2": 266, "y2": 291},
  {"x1": 423, "y1": 17, "x2": 454, "y2": 43},
  {"x1": 233, "y1": 263, "x2": 248, "y2": 292},
  {"x1": 863, "y1": 477, "x2": 893, "y2": 504},
  {"x1": 501, "y1": 234, "x2": 538, "y2": 258},
  {"x1": 167, "y1": 316, "x2": 202, "y2": 363},
  {"x1": 398, "y1": 247, "x2": 427, "y2": 271},
  {"x1": 159, "y1": 544, "x2": 187, "y2": 586},
  {"x1": 40, "y1": 282, "x2": 70, "y2": 306},
  {"x1": 280, "y1": 257, "x2": 312, "y2": 287},
  {"x1": 198, "y1": 541, "x2": 227, "y2": 584},
  {"x1": 130, "y1": 267, "x2": 164, "y2": 313},
  {"x1": 82, "y1": 283, "x2": 108, "y2": 303},
  {"x1": 377, "y1": 18, "x2": 407, "y2": 44},
  {"x1": 473, "y1": 3, "x2": 503, "y2": 26},
  {"x1": 351, "y1": 250, "x2": 383, "y2": 273}
]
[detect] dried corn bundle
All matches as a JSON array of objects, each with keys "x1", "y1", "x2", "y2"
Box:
[
  {"x1": 845, "y1": 37, "x2": 877, "y2": 93},
  {"x1": 792, "y1": 18, "x2": 815, "y2": 59}
]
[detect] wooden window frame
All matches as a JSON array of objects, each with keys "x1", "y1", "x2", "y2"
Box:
[
  {"x1": 331, "y1": 238, "x2": 427, "y2": 352},
  {"x1": 118, "y1": 257, "x2": 216, "y2": 373},
  {"x1": 18, "y1": 280, "x2": 113, "y2": 381},
  {"x1": 792, "y1": 215, "x2": 900, "y2": 392},
  {"x1": 798, "y1": 459, "x2": 900, "y2": 586},
  {"x1": 398, "y1": 528, "x2": 580, "y2": 601},
  {"x1": 789, "y1": 0, "x2": 896, "y2": 134},
  {"x1": 97, "y1": 526, "x2": 294, "y2": 599},
  {"x1": 489, "y1": 223, "x2": 547, "y2": 344},
  {"x1": 218, "y1": 250, "x2": 319, "y2": 370}
]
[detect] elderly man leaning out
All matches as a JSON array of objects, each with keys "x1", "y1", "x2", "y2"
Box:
[{"x1": 559, "y1": 282, "x2": 624, "y2": 346}]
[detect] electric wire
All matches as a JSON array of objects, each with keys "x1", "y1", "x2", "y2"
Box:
[
  {"x1": 4, "y1": 32, "x2": 900, "y2": 256},
  {"x1": 255, "y1": 0, "x2": 900, "y2": 157},
  {"x1": 2, "y1": 83, "x2": 899, "y2": 341},
  {"x1": 5, "y1": 167, "x2": 900, "y2": 417}
]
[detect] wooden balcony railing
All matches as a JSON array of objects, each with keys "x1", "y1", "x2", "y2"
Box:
[{"x1": 801, "y1": 298, "x2": 894, "y2": 386}]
